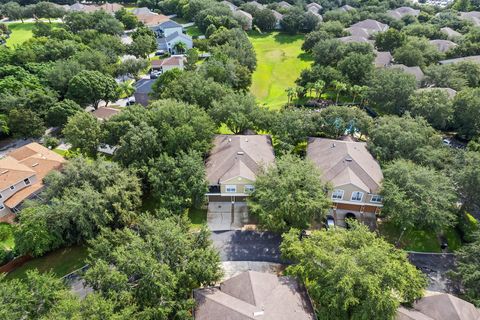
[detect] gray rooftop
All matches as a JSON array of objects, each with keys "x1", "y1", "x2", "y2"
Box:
[
  {"x1": 350, "y1": 19, "x2": 388, "y2": 33},
  {"x1": 387, "y1": 6, "x2": 420, "y2": 20},
  {"x1": 389, "y1": 64, "x2": 425, "y2": 82},
  {"x1": 429, "y1": 39, "x2": 457, "y2": 53},
  {"x1": 159, "y1": 20, "x2": 182, "y2": 29},
  {"x1": 440, "y1": 55, "x2": 480, "y2": 64}
]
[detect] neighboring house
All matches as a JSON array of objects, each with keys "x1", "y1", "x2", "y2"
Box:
[
  {"x1": 346, "y1": 26, "x2": 371, "y2": 38},
  {"x1": 278, "y1": 1, "x2": 293, "y2": 9},
  {"x1": 374, "y1": 51, "x2": 393, "y2": 67},
  {"x1": 0, "y1": 143, "x2": 65, "y2": 219},
  {"x1": 133, "y1": 79, "x2": 155, "y2": 106},
  {"x1": 194, "y1": 271, "x2": 316, "y2": 320},
  {"x1": 459, "y1": 11, "x2": 480, "y2": 26},
  {"x1": 92, "y1": 107, "x2": 120, "y2": 121},
  {"x1": 389, "y1": 64, "x2": 425, "y2": 84},
  {"x1": 221, "y1": 0, "x2": 238, "y2": 12},
  {"x1": 308, "y1": 10, "x2": 323, "y2": 21},
  {"x1": 235, "y1": 10, "x2": 253, "y2": 30},
  {"x1": 416, "y1": 87, "x2": 457, "y2": 99},
  {"x1": 306, "y1": 138, "x2": 383, "y2": 228},
  {"x1": 338, "y1": 35, "x2": 371, "y2": 44},
  {"x1": 67, "y1": 2, "x2": 97, "y2": 12},
  {"x1": 440, "y1": 55, "x2": 480, "y2": 64},
  {"x1": 440, "y1": 27, "x2": 462, "y2": 40},
  {"x1": 397, "y1": 293, "x2": 480, "y2": 320},
  {"x1": 154, "y1": 20, "x2": 183, "y2": 38},
  {"x1": 98, "y1": 2, "x2": 123, "y2": 13},
  {"x1": 272, "y1": 10, "x2": 283, "y2": 29},
  {"x1": 205, "y1": 135, "x2": 275, "y2": 230},
  {"x1": 157, "y1": 32, "x2": 193, "y2": 54},
  {"x1": 387, "y1": 6, "x2": 420, "y2": 20},
  {"x1": 151, "y1": 55, "x2": 185, "y2": 72},
  {"x1": 307, "y1": 2, "x2": 322, "y2": 13},
  {"x1": 429, "y1": 39, "x2": 458, "y2": 53},
  {"x1": 131, "y1": 7, "x2": 152, "y2": 15},
  {"x1": 339, "y1": 4, "x2": 356, "y2": 12},
  {"x1": 349, "y1": 19, "x2": 388, "y2": 35},
  {"x1": 248, "y1": 1, "x2": 265, "y2": 9}
]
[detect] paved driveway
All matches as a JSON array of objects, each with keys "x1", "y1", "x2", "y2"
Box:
[{"x1": 211, "y1": 231, "x2": 284, "y2": 263}]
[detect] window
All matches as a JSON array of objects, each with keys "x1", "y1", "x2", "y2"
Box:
[
  {"x1": 371, "y1": 194, "x2": 382, "y2": 203},
  {"x1": 0, "y1": 205, "x2": 4, "y2": 210},
  {"x1": 9, "y1": 185, "x2": 15, "y2": 190},
  {"x1": 351, "y1": 191, "x2": 364, "y2": 202},
  {"x1": 245, "y1": 185, "x2": 255, "y2": 193},
  {"x1": 226, "y1": 185, "x2": 237, "y2": 193},
  {"x1": 23, "y1": 178, "x2": 30, "y2": 186},
  {"x1": 331, "y1": 189, "x2": 344, "y2": 200}
]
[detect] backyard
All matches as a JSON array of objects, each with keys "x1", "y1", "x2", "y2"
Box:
[
  {"x1": 5, "y1": 22, "x2": 35, "y2": 47},
  {"x1": 249, "y1": 32, "x2": 312, "y2": 110}
]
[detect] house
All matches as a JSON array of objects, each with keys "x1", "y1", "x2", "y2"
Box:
[
  {"x1": 416, "y1": 87, "x2": 457, "y2": 99},
  {"x1": 374, "y1": 51, "x2": 393, "y2": 67},
  {"x1": 205, "y1": 135, "x2": 274, "y2": 230},
  {"x1": 131, "y1": 7, "x2": 152, "y2": 15},
  {"x1": 151, "y1": 55, "x2": 185, "y2": 72},
  {"x1": 389, "y1": 64, "x2": 425, "y2": 84},
  {"x1": 133, "y1": 78, "x2": 155, "y2": 106},
  {"x1": 346, "y1": 26, "x2": 371, "y2": 38},
  {"x1": 92, "y1": 107, "x2": 120, "y2": 121},
  {"x1": 234, "y1": 10, "x2": 253, "y2": 30},
  {"x1": 136, "y1": 12, "x2": 170, "y2": 27},
  {"x1": 349, "y1": 19, "x2": 388, "y2": 35},
  {"x1": 339, "y1": 4, "x2": 356, "y2": 12},
  {"x1": 156, "y1": 32, "x2": 193, "y2": 54},
  {"x1": 154, "y1": 20, "x2": 183, "y2": 38},
  {"x1": 0, "y1": 143, "x2": 65, "y2": 219},
  {"x1": 221, "y1": 0, "x2": 238, "y2": 12},
  {"x1": 98, "y1": 2, "x2": 123, "y2": 13},
  {"x1": 338, "y1": 35, "x2": 371, "y2": 44},
  {"x1": 440, "y1": 27, "x2": 462, "y2": 40},
  {"x1": 308, "y1": 10, "x2": 323, "y2": 21},
  {"x1": 248, "y1": 1, "x2": 265, "y2": 9},
  {"x1": 306, "y1": 2, "x2": 322, "y2": 13},
  {"x1": 459, "y1": 11, "x2": 480, "y2": 26},
  {"x1": 396, "y1": 293, "x2": 480, "y2": 320},
  {"x1": 387, "y1": 6, "x2": 420, "y2": 20},
  {"x1": 67, "y1": 2, "x2": 97, "y2": 13},
  {"x1": 429, "y1": 39, "x2": 458, "y2": 53},
  {"x1": 194, "y1": 271, "x2": 316, "y2": 320},
  {"x1": 306, "y1": 138, "x2": 383, "y2": 228},
  {"x1": 278, "y1": 1, "x2": 293, "y2": 9},
  {"x1": 440, "y1": 55, "x2": 480, "y2": 64},
  {"x1": 272, "y1": 10, "x2": 283, "y2": 29}
]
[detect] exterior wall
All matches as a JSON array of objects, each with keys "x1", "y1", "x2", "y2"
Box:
[
  {"x1": 328, "y1": 183, "x2": 382, "y2": 206},
  {"x1": 0, "y1": 174, "x2": 37, "y2": 217},
  {"x1": 167, "y1": 36, "x2": 193, "y2": 53},
  {"x1": 220, "y1": 176, "x2": 255, "y2": 194}
]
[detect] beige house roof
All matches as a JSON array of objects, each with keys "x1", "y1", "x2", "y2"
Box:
[
  {"x1": 98, "y1": 2, "x2": 123, "y2": 13},
  {"x1": 338, "y1": 35, "x2": 371, "y2": 44},
  {"x1": 416, "y1": 87, "x2": 457, "y2": 99},
  {"x1": 389, "y1": 64, "x2": 425, "y2": 82},
  {"x1": 374, "y1": 51, "x2": 393, "y2": 67},
  {"x1": 350, "y1": 19, "x2": 388, "y2": 34},
  {"x1": 136, "y1": 12, "x2": 170, "y2": 27},
  {"x1": 459, "y1": 11, "x2": 480, "y2": 26},
  {"x1": 0, "y1": 157, "x2": 35, "y2": 191},
  {"x1": 429, "y1": 39, "x2": 457, "y2": 53},
  {"x1": 3, "y1": 143, "x2": 65, "y2": 208},
  {"x1": 151, "y1": 55, "x2": 185, "y2": 68},
  {"x1": 235, "y1": 9, "x2": 253, "y2": 21},
  {"x1": 307, "y1": 2, "x2": 322, "y2": 13},
  {"x1": 397, "y1": 293, "x2": 480, "y2": 320},
  {"x1": 306, "y1": 138, "x2": 383, "y2": 193},
  {"x1": 346, "y1": 26, "x2": 371, "y2": 38},
  {"x1": 205, "y1": 135, "x2": 275, "y2": 185},
  {"x1": 440, "y1": 55, "x2": 480, "y2": 64},
  {"x1": 194, "y1": 271, "x2": 316, "y2": 320},
  {"x1": 387, "y1": 6, "x2": 420, "y2": 20},
  {"x1": 440, "y1": 27, "x2": 462, "y2": 40}
]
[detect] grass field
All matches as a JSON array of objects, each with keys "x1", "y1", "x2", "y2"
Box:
[
  {"x1": 6, "y1": 22, "x2": 36, "y2": 47},
  {"x1": 249, "y1": 32, "x2": 312, "y2": 110},
  {"x1": 6, "y1": 246, "x2": 88, "y2": 280}
]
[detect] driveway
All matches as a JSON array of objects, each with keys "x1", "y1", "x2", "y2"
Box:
[{"x1": 211, "y1": 231, "x2": 284, "y2": 263}]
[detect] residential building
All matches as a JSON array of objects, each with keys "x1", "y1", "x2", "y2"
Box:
[
  {"x1": 397, "y1": 293, "x2": 480, "y2": 320},
  {"x1": 339, "y1": 4, "x2": 356, "y2": 12},
  {"x1": 272, "y1": 10, "x2": 283, "y2": 29},
  {"x1": 278, "y1": 1, "x2": 293, "y2": 9},
  {"x1": 205, "y1": 135, "x2": 274, "y2": 230},
  {"x1": 133, "y1": 79, "x2": 155, "y2": 106},
  {"x1": 92, "y1": 107, "x2": 120, "y2": 121},
  {"x1": 131, "y1": 7, "x2": 152, "y2": 15},
  {"x1": 154, "y1": 20, "x2": 183, "y2": 38},
  {"x1": 338, "y1": 35, "x2": 371, "y2": 44},
  {"x1": 307, "y1": 2, "x2": 323, "y2": 13},
  {"x1": 98, "y1": 2, "x2": 123, "y2": 13},
  {"x1": 346, "y1": 26, "x2": 371, "y2": 38},
  {"x1": 387, "y1": 6, "x2": 420, "y2": 20},
  {"x1": 389, "y1": 64, "x2": 425, "y2": 84},
  {"x1": 459, "y1": 11, "x2": 480, "y2": 26},
  {"x1": 440, "y1": 55, "x2": 480, "y2": 64},
  {"x1": 194, "y1": 271, "x2": 316, "y2": 320},
  {"x1": 156, "y1": 32, "x2": 193, "y2": 54},
  {"x1": 429, "y1": 39, "x2": 457, "y2": 53},
  {"x1": 416, "y1": 87, "x2": 457, "y2": 99},
  {"x1": 248, "y1": 1, "x2": 265, "y2": 9},
  {"x1": 349, "y1": 19, "x2": 388, "y2": 35},
  {"x1": 151, "y1": 55, "x2": 185, "y2": 72},
  {"x1": 234, "y1": 10, "x2": 253, "y2": 30},
  {"x1": 374, "y1": 51, "x2": 393, "y2": 67},
  {"x1": 67, "y1": 2, "x2": 97, "y2": 12},
  {"x1": 306, "y1": 138, "x2": 383, "y2": 228},
  {"x1": 136, "y1": 12, "x2": 170, "y2": 27},
  {"x1": 221, "y1": 0, "x2": 238, "y2": 12},
  {"x1": 440, "y1": 27, "x2": 462, "y2": 40},
  {"x1": 0, "y1": 143, "x2": 65, "y2": 218}
]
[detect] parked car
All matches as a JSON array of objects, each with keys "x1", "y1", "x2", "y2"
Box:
[
  {"x1": 325, "y1": 216, "x2": 335, "y2": 229},
  {"x1": 155, "y1": 50, "x2": 165, "y2": 56},
  {"x1": 126, "y1": 98, "x2": 135, "y2": 106},
  {"x1": 150, "y1": 71, "x2": 161, "y2": 79}
]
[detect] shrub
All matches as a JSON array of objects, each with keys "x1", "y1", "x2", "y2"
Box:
[
  {"x1": 458, "y1": 211, "x2": 479, "y2": 243},
  {"x1": 44, "y1": 136, "x2": 60, "y2": 149}
]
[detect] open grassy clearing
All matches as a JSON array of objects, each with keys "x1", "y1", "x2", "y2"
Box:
[
  {"x1": 249, "y1": 32, "x2": 312, "y2": 110},
  {"x1": 6, "y1": 246, "x2": 88, "y2": 280},
  {"x1": 6, "y1": 23, "x2": 36, "y2": 47}
]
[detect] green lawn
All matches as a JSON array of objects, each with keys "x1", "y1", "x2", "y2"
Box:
[
  {"x1": 6, "y1": 246, "x2": 88, "y2": 280},
  {"x1": 186, "y1": 26, "x2": 202, "y2": 38},
  {"x1": 0, "y1": 223, "x2": 14, "y2": 251},
  {"x1": 377, "y1": 220, "x2": 462, "y2": 253},
  {"x1": 6, "y1": 22, "x2": 36, "y2": 47},
  {"x1": 249, "y1": 32, "x2": 313, "y2": 110}
]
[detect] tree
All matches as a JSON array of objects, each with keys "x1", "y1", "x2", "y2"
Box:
[
  {"x1": 173, "y1": 41, "x2": 187, "y2": 54},
  {"x1": 374, "y1": 28, "x2": 407, "y2": 52},
  {"x1": 453, "y1": 88, "x2": 480, "y2": 140},
  {"x1": 281, "y1": 223, "x2": 427, "y2": 320},
  {"x1": 248, "y1": 154, "x2": 331, "y2": 232},
  {"x1": 114, "y1": 8, "x2": 138, "y2": 30},
  {"x1": 368, "y1": 114, "x2": 441, "y2": 162},
  {"x1": 209, "y1": 92, "x2": 260, "y2": 134},
  {"x1": 150, "y1": 68, "x2": 183, "y2": 99},
  {"x1": 46, "y1": 99, "x2": 82, "y2": 128},
  {"x1": 85, "y1": 215, "x2": 222, "y2": 318},
  {"x1": 8, "y1": 108, "x2": 45, "y2": 138},
  {"x1": 147, "y1": 151, "x2": 207, "y2": 211},
  {"x1": 1, "y1": 2, "x2": 27, "y2": 22},
  {"x1": 332, "y1": 80, "x2": 348, "y2": 104},
  {"x1": 43, "y1": 59, "x2": 85, "y2": 97},
  {"x1": 253, "y1": 9, "x2": 276, "y2": 31},
  {"x1": 116, "y1": 58, "x2": 148, "y2": 80},
  {"x1": 456, "y1": 151, "x2": 480, "y2": 213},
  {"x1": 382, "y1": 159, "x2": 457, "y2": 232},
  {"x1": 407, "y1": 89, "x2": 454, "y2": 130},
  {"x1": 367, "y1": 68, "x2": 417, "y2": 115},
  {"x1": 67, "y1": 70, "x2": 119, "y2": 109},
  {"x1": 319, "y1": 106, "x2": 373, "y2": 139},
  {"x1": 270, "y1": 108, "x2": 317, "y2": 150},
  {"x1": 337, "y1": 52, "x2": 374, "y2": 85},
  {"x1": 312, "y1": 38, "x2": 344, "y2": 66},
  {"x1": 63, "y1": 112, "x2": 101, "y2": 156},
  {"x1": 184, "y1": 48, "x2": 199, "y2": 71},
  {"x1": 393, "y1": 37, "x2": 443, "y2": 67}
]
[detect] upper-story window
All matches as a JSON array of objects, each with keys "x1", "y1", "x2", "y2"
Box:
[
  {"x1": 226, "y1": 185, "x2": 237, "y2": 193},
  {"x1": 332, "y1": 189, "x2": 344, "y2": 200},
  {"x1": 371, "y1": 194, "x2": 382, "y2": 203},
  {"x1": 351, "y1": 191, "x2": 364, "y2": 202},
  {"x1": 24, "y1": 178, "x2": 30, "y2": 186},
  {"x1": 9, "y1": 185, "x2": 15, "y2": 190},
  {"x1": 245, "y1": 185, "x2": 255, "y2": 193}
]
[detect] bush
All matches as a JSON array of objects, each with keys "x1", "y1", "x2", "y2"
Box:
[
  {"x1": 44, "y1": 136, "x2": 60, "y2": 149},
  {"x1": 458, "y1": 211, "x2": 479, "y2": 243},
  {"x1": 0, "y1": 248, "x2": 14, "y2": 266}
]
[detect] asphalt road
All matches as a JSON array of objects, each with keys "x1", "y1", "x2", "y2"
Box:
[{"x1": 211, "y1": 231, "x2": 284, "y2": 263}]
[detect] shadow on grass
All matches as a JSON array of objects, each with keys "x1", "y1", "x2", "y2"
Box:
[
  {"x1": 273, "y1": 32, "x2": 305, "y2": 44},
  {"x1": 298, "y1": 52, "x2": 313, "y2": 62}
]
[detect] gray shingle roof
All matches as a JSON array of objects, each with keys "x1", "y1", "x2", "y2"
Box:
[
  {"x1": 429, "y1": 39, "x2": 458, "y2": 53},
  {"x1": 387, "y1": 6, "x2": 420, "y2": 20},
  {"x1": 440, "y1": 27, "x2": 462, "y2": 39},
  {"x1": 159, "y1": 20, "x2": 182, "y2": 29},
  {"x1": 374, "y1": 51, "x2": 393, "y2": 67},
  {"x1": 440, "y1": 55, "x2": 480, "y2": 64},
  {"x1": 389, "y1": 64, "x2": 425, "y2": 82},
  {"x1": 350, "y1": 19, "x2": 388, "y2": 34}
]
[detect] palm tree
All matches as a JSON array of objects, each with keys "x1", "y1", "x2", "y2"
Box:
[
  {"x1": 332, "y1": 80, "x2": 347, "y2": 105},
  {"x1": 118, "y1": 81, "x2": 135, "y2": 99},
  {"x1": 305, "y1": 83, "x2": 314, "y2": 97},
  {"x1": 350, "y1": 85, "x2": 362, "y2": 105},
  {"x1": 313, "y1": 80, "x2": 325, "y2": 99},
  {"x1": 285, "y1": 87, "x2": 295, "y2": 106},
  {"x1": 173, "y1": 41, "x2": 187, "y2": 54}
]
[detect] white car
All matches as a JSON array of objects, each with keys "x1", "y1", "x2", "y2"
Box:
[{"x1": 326, "y1": 216, "x2": 335, "y2": 229}]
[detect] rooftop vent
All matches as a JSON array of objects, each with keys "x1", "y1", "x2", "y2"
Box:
[
  {"x1": 332, "y1": 143, "x2": 336, "y2": 148},
  {"x1": 245, "y1": 138, "x2": 248, "y2": 142},
  {"x1": 228, "y1": 138, "x2": 232, "y2": 142},
  {"x1": 345, "y1": 157, "x2": 353, "y2": 162},
  {"x1": 0, "y1": 170, "x2": 8, "y2": 175},
  {"x1": 32, "y1": 163, "x2": 39, "y2": 167},
  {"x1": 237, "y1": 151, "x2": 244, "y2": 155},
  {"x1": 253, "y1": 311, "x2": 264, "y2": 317}
]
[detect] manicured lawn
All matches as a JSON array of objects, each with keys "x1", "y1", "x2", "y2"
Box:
[
  {"x1": 249, "y1": 32, "x2": 313, "y2": 110},
  {"x1": 53, "y1": 148, "x2": 68, "y2": 157},
  {"x1": 6, "y1": 246, "x2": 88, "y2": 280},
  {"x1": 377, "y1": 220, "x2": 462, "y2": 253},
  {"x1": 6, "y1": 23, "x2": 35, "y2": 47},
  {"x1": 0, "y1": 223, "x2": 14, "y2": 250},
  {"x1": 186, "y1": 26, "x2": 202, "y2": 37}
]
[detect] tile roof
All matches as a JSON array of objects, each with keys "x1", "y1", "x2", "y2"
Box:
[
  {"x1": 306, "y1": 138, "x2": 383, "y2": 193},
  {"x1": 151, "y1": 55, "x2": 185, "y2": 68},
  {"x1": 136, "y1": 12, "x2": 170, "y2": 26},
  {"x1": 205, "y1": 135, "x2": 275, "y2": 185},
  {"x1": 194, "y1": 271, "x2": 316, "y2": 320},
  {"x1": 98, "y1": 2, "x2": 123, "y2": 13}
]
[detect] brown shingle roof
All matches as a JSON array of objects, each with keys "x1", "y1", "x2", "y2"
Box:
[
  {"x1": 194, "y1": 271, "x2": 316, "y2": 320},
  {"x1": 205, "y1": 135, "x2": 275, "y2": 185},
  {"x1": 0, "y1": 157, "x2": 35, "y2": 191},
  {"x1": 306, "y1": 138, "x2": 383, "y2": 193},
  {"x1": 389, "y1": 64, "x2": 425, "y2": 82},
  {"x1": 151, "y1": 55, "x2": 185, "y2": 68}
]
